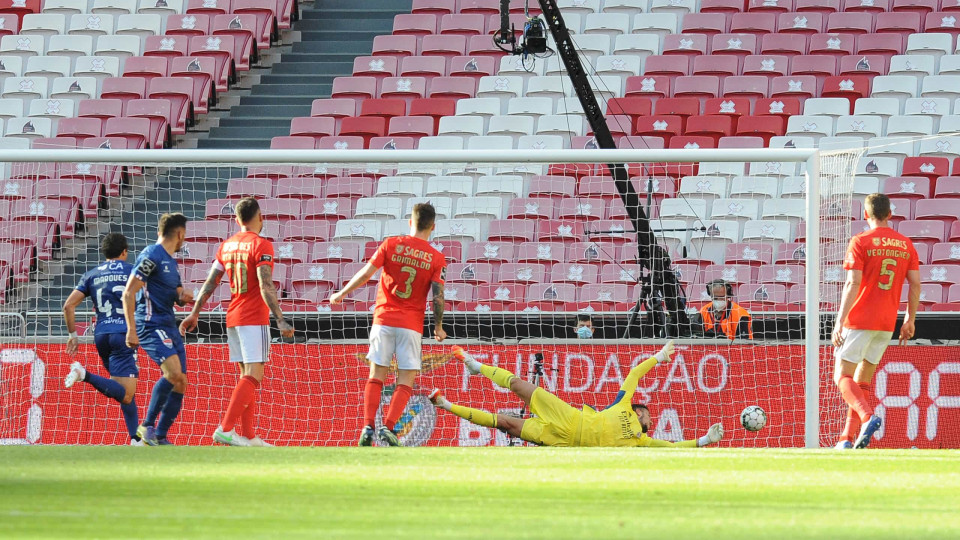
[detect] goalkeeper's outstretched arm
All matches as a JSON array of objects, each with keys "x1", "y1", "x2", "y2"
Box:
[
  {"x1": 643, "y1": 423, "x2": 725, "y2": 448},
  {"x1": 608, "y1": 341, "x2": 676, "y2": 408}
]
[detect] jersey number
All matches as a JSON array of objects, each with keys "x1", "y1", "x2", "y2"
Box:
[
  {"x1": 878, "y1": 258, "x2": 897, "y2": 290},
  {"x1": 95, "y1": 286, "x2": 125, "y2": 318},
  {"x1": 394, "y1": 266, "x2": 417, "y2": 299},
  {"x1": 225, "y1": 261, "x2": 249, "y2": 295}
]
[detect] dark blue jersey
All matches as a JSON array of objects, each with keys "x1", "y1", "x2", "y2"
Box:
[
  {"x1": 133, "y1": 243, "x2": 182, "y2": 330},
  {"x1": 75, "y1": 259, "x2": 134, "y2": 335}
]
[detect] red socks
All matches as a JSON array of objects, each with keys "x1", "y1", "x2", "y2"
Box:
[
  {"x1": 838, "y1": 375, "x2": 873, "y2": 423},
  {"x1": 239, "y1": 394, "x2": 258, "y2": 438},
  {"x1": 363, "y1": 378, "x2": 384, "y2": 428},
  {"x1": 383, "y1": 384, "x2": 413, "y2": 431},
  {"x1": 841, "y1": 382, "x2": 872, "y2": 442},
  {"x1": 221, "y1": 375, "x2": 259, "y2": 432}
]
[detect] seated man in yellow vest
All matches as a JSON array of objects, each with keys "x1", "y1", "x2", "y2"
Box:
[{"x1": 699, "y1": 279, "x2": 753, "y2": 340}]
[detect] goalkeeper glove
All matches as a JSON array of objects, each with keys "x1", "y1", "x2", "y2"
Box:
[
  {"x1": 697, "y1": 423, "x2": 724, "y2": 447},
  {"x1": 654, "y1": 340, "x2": 675, "y2": 364}
]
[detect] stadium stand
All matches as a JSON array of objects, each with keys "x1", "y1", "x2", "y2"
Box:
[{"x1": 9, "y1": 0, "x2": 960, "y2": 316}]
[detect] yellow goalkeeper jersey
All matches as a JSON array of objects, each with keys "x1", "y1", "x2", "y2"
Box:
[{"x1": 575, "y1": 356, "x2": 698, "y2": 448}]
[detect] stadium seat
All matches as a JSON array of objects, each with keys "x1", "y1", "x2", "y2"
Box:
[{"x1": 187, "y1": 35, "x2": 234, "y2": 92}]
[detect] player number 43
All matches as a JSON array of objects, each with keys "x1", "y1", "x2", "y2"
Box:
[
  {"x1": 878, "y1": 258, "x2": 897, "y2": 290},
  {"x1": 95, "y1": 286, "x2": 125, "y2": 318}
]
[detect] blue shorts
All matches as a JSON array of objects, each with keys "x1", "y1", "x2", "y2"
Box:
[
  {"x1": 94, "y1": 332, "x2": 139, "y2": 378},
  {"x1": 138, "y1": 326, "x2": 187, "y2": 373}
]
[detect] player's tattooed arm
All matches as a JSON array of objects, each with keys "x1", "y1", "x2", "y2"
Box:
[
  {"x1": 432, "y1": 281, "x2": 447, "y2": 342},
  {"x1": 190, "y1": 267, "x2": 225, "y2": 314},
  {"x1": 257, "y1": 265, "x2": 294, "y2": 337},
  {"x1": 179, "y1": 266, "x2": 223, "y2": 336}
]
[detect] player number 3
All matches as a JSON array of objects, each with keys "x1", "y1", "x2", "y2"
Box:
[
  {"x1": 877, "y1": 258, "x2": 897, "y2": 290},
  {"x1": 394, "y1": 265, "x2": 417, "y2": 299}
]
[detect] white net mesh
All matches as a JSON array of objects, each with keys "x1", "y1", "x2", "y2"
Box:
[{"x1": 0, "y1": 150, "x2": 869, "y2": 447}]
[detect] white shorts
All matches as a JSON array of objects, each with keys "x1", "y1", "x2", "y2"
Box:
[
  {"x1": 367, "y1": 324, "x2": 422, "y2": 370},
  {"x1": 227, "y1": 325, "x2": 271, "y2": 364},
  {"x1": 835, "y1": 329, "x2": 893, "y2": 365}
]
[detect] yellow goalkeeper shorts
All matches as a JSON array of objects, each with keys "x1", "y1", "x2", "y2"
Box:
[{"x1": 520, "y1": 388, "x2": 582, "y2": 447}]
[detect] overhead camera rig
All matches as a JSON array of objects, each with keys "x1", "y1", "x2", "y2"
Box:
[{"x1": 495, "y1": 1, "x2": 693, "y2": 338}]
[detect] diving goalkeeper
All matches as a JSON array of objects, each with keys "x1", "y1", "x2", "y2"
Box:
[{"x1": 429, "y1": 342, "x2": 725, "y2": 448}]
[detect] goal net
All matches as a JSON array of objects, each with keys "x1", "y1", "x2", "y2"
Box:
[{"x1": 0, "y1": 147, "x2": 874, "y2": 447}]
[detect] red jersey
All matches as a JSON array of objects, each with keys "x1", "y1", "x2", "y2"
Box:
[
  {"x1": 843, "y1": 226, "x2": 919, "y2": 332},
  {"x1": 216, "y1": 231, "x2": 275, "y2": 328},
  {"x1": 370, "y1": 236, "x2": 446, "y2": 333}
]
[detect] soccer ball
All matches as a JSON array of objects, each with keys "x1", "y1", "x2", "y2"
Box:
[{"x1": 740, "y1": 405, "x2": 767, "y2": 432}]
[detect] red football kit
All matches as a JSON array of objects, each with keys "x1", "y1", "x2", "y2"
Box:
[
  {"x1": 842, "y1": 227, "x2": 919, "y2": 332},
  {"x1": 369, "y1": 236, "x2": 446, "y2": 333},
  {"x1": 216, "y1": 231, "x2": 275, "y2": 328}
]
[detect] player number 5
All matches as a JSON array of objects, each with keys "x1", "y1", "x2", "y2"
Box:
[
  {"x1": 878, "y1": 258, "x2": 897, "y2": 290},
  {"x1": 394, "y1": 266, "x2": 417, "y2": 299}
]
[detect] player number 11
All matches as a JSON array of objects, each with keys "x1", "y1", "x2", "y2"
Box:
[{"x1": 878, "y1": 258, "x2": 897, "y2": 290}]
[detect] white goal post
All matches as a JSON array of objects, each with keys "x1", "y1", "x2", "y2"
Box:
[{"x1": 1, "y1": 147, "x2": 847, "y2": 448}]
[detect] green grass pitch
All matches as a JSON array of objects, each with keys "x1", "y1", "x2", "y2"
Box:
[{"x1": 2, "y1": 447, "x2": 959, "y2": 539}]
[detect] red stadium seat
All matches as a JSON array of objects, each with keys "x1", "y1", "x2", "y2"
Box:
[
  {"x1": 883, "y1": 176, "x2": 931, "y2": 199},
  {"x1": 77, "y1": 99, "x2": 123, "y2": 121},
  {"x1": 359, "y1": 98, "x2": 406, "y2": 120},
  {"x1": 126, "y1": 99, "x2": 171, "y2": 149},
  {"x1": 693, "y1": 55, "x2": 739, "y2": 77},
  {"x1": 399, "y1": 55, "x2": 445, "y2": 78},
  {"x1": 731, "y1": 12, "x2": 778, "y2": 34},
  {"x1": 144, "y1": 35, "x2": 189, "y2": 61},
  {"x1": 919, "y1": 264, "x2": 960, "y2": 285},
  {"x1": 311, "y1": 98, "x2": 356, "y2": 119},
  {"x1": 283, "y1": 220, "x2": 332, "y2": 242},
  {"x1": 331, "y1": 76, "x2": 378, "y2": 105},
  {"x1": 875, "y1": 11, "x2": 921, "y2": 37},
  {"x1": 421, "y1": 34, "x2": 467, "y2": 60},
  {"x1": 447, "y1": 262, "x2": 495, "y2": 284},
  {"x1": 556, "y1": 198, "x2": 605, "y2": 221},
  {"x1": 392, "y1": 13, "x2": 437, "y2": 37},
  {"x1": 427, "y1": 76, "x2": 476, "y2": 100},
  {"x1": 790, "y1": 54, "x2": 837, "y2": 78},
  {"x1": 682, "y1": 13, "x2": 729, "y2": 34},
  {"x1": 212, "y1": 14, "x2": 258, "y2": 70},
  {"x1": 843, "y1": 0, "x2": 890, "y2": 12},
  {"x1": 725, "y1": 243, "x2": 775, "y2": 265},
  {"x1": 272, "y1": 242, "x2": 311, "y2": 264},
  {"x1": 902, "y1": 157, "x2": 949, "y2": 181},
  {"x1": 635, "y1": 115, "x2": 683, "y2": 145},
  {"x1": 625, "y1": 75, "x2": 672, "y2": 99},
  {"x1": 352, "y1": 55, "x2": 398, "y2": 82},
  {"x1": 122, "y1": 56, "x2": 168, "y2": 80},
  {"x1": 467, "y1": 34, "x2": 508, "y2": 58},
  {"x1": 821, "y1": 75, "x2": 870, "y2": 110},
  {"x1": 274, "y1": 176, "x2": 324, "y2": 199},
  {"x1": 147, "y1": 77, "x2": 193, "y2": 135},
  {"x1": 700, "y1": 0, "x2": 746, "y2": 14},
  {"x1": 448, "y1": 55, "x2": 495, "y2": 78},
  {"x1": 760, "y1": 32, "x2": 807, "y2": 55},
  {"x1": 686, "y1": 115, "x2": 736, "y2": 143},
  {"x1": 372, "y1": 34, "x2": 418, "y2": 57},
  {"x1": 311, "y1": 241, "x2": 362, "y2": 263},
  {"x1": 0, "y1": 13, "x2": 20, "y2": 37},
  {"x1": 227, "y1": 178, "x2": 272, "y2": 199},
  {"x1": 55, "y1": 117, "x2": 102, "y2": 143},
  {"x1": 826, "y1": 12, "x2": 873, "y2": 33},
  {"x1": 465, "y1": 240, "x2": 517, "y2": 265},
  {"x1": 711, "y1": 33, "x2": 760, "y2": 57},
  {"x1": 439, "y1": 13, "x2": 485, "y2": 35},
  {"x1": 413, "y1": 0, "x2": 455, "y2": 16},
  {"x1": 742, "y1": 55, "x2": 789, "y2": 78},
  {"x1": 856, "y1": 33, "x2": 904, "y2": 55},
  {"x1": 770, "y1": 75, "x2": 817, "y2": 102},
  {"x1": 167, "y1": 13, "x2": 211, "y2": 37},
  {"x1": 487, "y1": 220, "x2": 536, "y2": 243},
  {"x1": 234, "y1": 0, "x2": 277, "y2": 47},
  {"x1": 186, "y1": 0, "x2": 228, "y2": 16},
  {"x1": 644, "y1": 54, "x2": 690, "y2": 77},
  {"x1": 369, "y1": 136, "x2": 416, "y2": 150},
  {"x1": 809, "y1": 32, "x2": 856, "y2": 55},
  {"x1": 103, "y1": 116, "x2": 151, "y2": 149},
  {"x1": 498, "y1": 263, "x2": 547, "y2": 284},
  {"x1": 101, "y1": 77, "x2": 146, "y2": 111},
  {"x1": 169, "y1": 56, "x2": 216, "y2": 115},
  {"x1": 935, "y1": 177, "x2": 960, "y2": 198},
  {"x1": 339, "y1": 116, "x2": 387, "y2": 145},
  {"x1": 838, "y1": 54, "x2": 886, "y2": 77},
  {"x1": 270, "y1": 135, "x2": 314, "y2": 149},
  {"x1": 536, "y1": 220, "x2": 587, "y2": 243},
  {"x1": 662, "y1": 34, "x2": 709, "y2": 56},
  {"x1": 408, "y1": 98, "x2": 456, "y2": 132},
  {"x1": 567, "y1": 242, "x2": 617, "y2": 265},
  {"x1": 289, "y1": 116, "x2": 336, "y2": 141},
  {"x1": 289, "y1": 263, "x2": 340, "y2": 295},
  {"x1": 387, "y1": 115, "x2": 434, "y2": 140},
  {"x1": 777, "y1": 12, "x2": 825, "y2": 33},
  {"x1": 187, "y1": 35, "x2": 235, "y2": 92}
]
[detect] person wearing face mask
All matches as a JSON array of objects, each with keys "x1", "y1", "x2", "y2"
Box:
[
  {"x1": 574, "y1": 314, "x2": 594, "y2": 339},
  {"x1": 699, "y1": 280, "x2": 753, "y2": 340}
]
